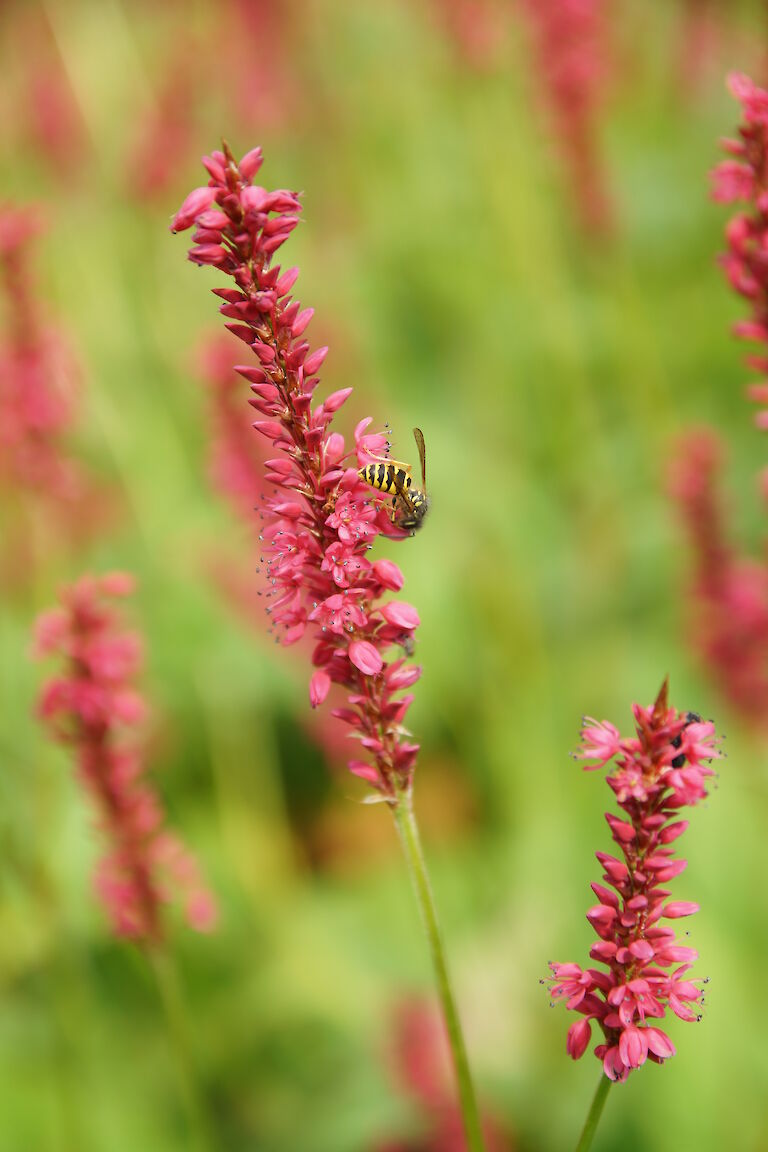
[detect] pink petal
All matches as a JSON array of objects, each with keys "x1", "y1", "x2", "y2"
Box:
[
  {"x1": 309, "y1": 670, "x2": 331, "y2": 708},
  {"x1": 348, "y1": 640, "x2": 383, "y2": 676},
  {"x1": 645, "y1": 1027, "x2": 675, "y2": 1060},
  {"x1": 324, "y1": 387, "x2": 353, "y2": 413},
  {"x1": 348, "y1": 760, "x2": 381, "y2": 786},
  {"x1": 619, "y1": 1025, "x2": 648, "y2": 1069},
  {"x1": 170, "y1": 186, "x2": 216, "y2": 232},
  {"x1": 566, "y1": 1019, "x2": 591, "y2": 1060},
  {"x1": 239, "y1": 147, "x2": 263, "y2": 179},
  {"x1": 381, "y1": 601, "x2": 420, "y2": 630},
  {"x1": 663, "y1": 901, "x2": 699, "y2": 919}
]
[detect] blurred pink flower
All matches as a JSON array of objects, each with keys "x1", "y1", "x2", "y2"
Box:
[
  {"x1": 5, "y1": 5, "x2": 87, "y2": 179},
  {"x1": 712, "y1": 72, "x2": 768, "y2": 429},
  {"x1": 427, "y1": 0, "x2": 508, "y2": 71},
  {"x1": 669, "y1": 429, "x2": 768, "y2": 727},
  {"x1": 172, "y1": 144, "x2": 423, "y2": 798},
  {"x1": 520, "y1": 0, "x2": 614, "y2": 234},
  {"x1": 0, "y1": 204, "x2": 85, "y2": 500},
  {"x1": 35, "y1": 573, "x2": 216, "y2": 942},
  {"x1": 224, "y1": 0, "x2": 304, "y2": 131},
  {"x1": 376, "y1": 999, "x2": 511, "y2": 1152},
  {"x1": 127, "y1": 35, "x2": 200, "y2": 203},
  {"x1": 547, "y1": 681, "x2": 720, "y2": 1082},
  {"x1": 197, "y1": 330, "x2": 268, "y2": 524}
]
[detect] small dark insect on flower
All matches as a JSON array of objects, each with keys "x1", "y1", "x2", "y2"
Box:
[
  {"x1": 358, "y1": 426, "x2": 430, "y2": 535},
  {"x1": 670, "y1": 712, "x2": 702, "y2": 768}
]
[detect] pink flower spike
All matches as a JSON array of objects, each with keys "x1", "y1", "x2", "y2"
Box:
[
  {"x1": 34, "y1": 575, "x2": 216, "y2": 942},
  {"x1": 174, "y1": 142, "x2": 424, "y2": 801},
  {"x1": 714, "y1": 73, "x2": 768, "y2": 430},
  {"x1": 546, "y1": 680, "x2": 720, "y2": 1079}
]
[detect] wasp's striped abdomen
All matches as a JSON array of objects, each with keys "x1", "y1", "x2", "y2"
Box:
[{"x1": 359, "y1": 462, "x2": 412, "y2": 496}]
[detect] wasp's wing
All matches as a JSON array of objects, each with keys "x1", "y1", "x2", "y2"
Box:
[
  {"x1": 391, "y1": 469, "x2": 417, "y2": 512},
  {"x1": 413, "y1": 427, "x2": 426, "y2": 489}
]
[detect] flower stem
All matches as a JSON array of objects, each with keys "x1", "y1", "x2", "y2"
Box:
[
  {"x1": 392, "y1": 787, "x2": 486, "y2": 1152},
  {"x1": 575, "y1": 1074, "x2": 612, "y2": 1152},
  {"x1": 148, "y1": 946, "x2": 214, "y2": 1152}
]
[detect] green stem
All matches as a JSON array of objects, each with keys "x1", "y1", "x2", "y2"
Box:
[
  {"x1": 392, "y1": 787, "x2": 486, "y2": 1152},
  {"x1": 574, "y1": 1074, "x2": 612, "y2": 1152},
  {"x1": 148, "y1": 946, "x2": 214, "y2": 1152}
]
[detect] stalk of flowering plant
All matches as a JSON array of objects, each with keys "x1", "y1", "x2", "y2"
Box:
[
  {"x1": 171, "y1": 143, "x2": 486, "y2": 1151},
  {"x1": 711, "y1": 72, "x2": 768, "y2": 431},
  {"x1": 545, "y1": 681, "x2": 720, "y2": 1151},
  {"x1": 34, "y1": 573, "x2": 216, "y2": 1151}
]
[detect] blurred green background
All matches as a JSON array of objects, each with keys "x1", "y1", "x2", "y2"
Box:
[{"x1": 2, "y1": 1, "x2": 768, "y2": 1149}]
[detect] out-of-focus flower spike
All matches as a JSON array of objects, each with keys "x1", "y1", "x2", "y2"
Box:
[{"x1": 34, "y1": 574, "x2": 216, "y2": 942}]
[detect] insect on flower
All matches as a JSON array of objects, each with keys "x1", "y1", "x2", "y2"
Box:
[
  {"x1": 359, "y1": 426, "x2": 430, "y2": 535},
  {"x1": 670, "y1": 711, "x2": 702, "y2": 768}
]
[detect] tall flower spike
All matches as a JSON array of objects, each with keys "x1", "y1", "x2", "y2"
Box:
[
  {"x1": 712, "y1": 72, "x2": 768, "y2": 430},
  {"x1": 0, "y1": 205, "x2": 84, "y2": 500},
  {"x1": 171, "y1": 144, "x2": 422, "y2": 800},
  {"x1": 669, "y1": 429, "x2": 768, "y2": 728},
  {"x1": 173, "y1": 142, "x2": 488, "y2": 1152},
  {"x1": 35, "y1": 574, "x2": 216, "y2": 941},
  {"x1": 520, "y1": 0, "x2": 613, "y2": 234},
  {"x1": 547, "y1": 681, "x2": 720, "y2": 1082}
]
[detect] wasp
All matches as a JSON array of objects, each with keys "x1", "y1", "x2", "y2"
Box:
[
  {"x1": 670, "y1": 711, "x2": 702, "y2": 768},
  {"x1": 358, "y1": 427, "x2": 430, "y2": 534}
]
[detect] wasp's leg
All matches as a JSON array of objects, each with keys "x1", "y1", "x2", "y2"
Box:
[{"x1": 363, "y1": 449, "x2": 413, "y2": 473}]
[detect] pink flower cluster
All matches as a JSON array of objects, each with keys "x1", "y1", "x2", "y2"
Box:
[
  {"x1": 0, "y1": 205, "x2": 83, "y2": 499},
  {"x1": 520, "y1": 0, "x2": 613, "y2": 233},
  {"x1": 35, "y1": 573, "x2": 216, "y2": 942},
  {"x1": 172, "y1": 145, "x2": 422, "y2": 798},
  {"x1": 712, "y1": 72, "x2": 768, "y2": 430},
  {"x1": 547, "y1": 681, "x2": 720, "y2": 1082},
  {"x1": 669, "y1": 429, "x2": 768, "y2": 727}
]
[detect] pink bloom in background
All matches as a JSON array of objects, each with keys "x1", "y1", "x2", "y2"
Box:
[
  {"x1": 376, "y1": 999, "x2": 510, "y2": 1152},
  {"x1": 0, "y1": 205, "x2": 85, "y2": 500},
  {"x1": 547, "y1": 681, "x2": 720, "y2": 1082},
  {"x1": 675, "y1": 0, "x2": 727, "y2": 98},
  {"x1": 223, "y1": 0, "x2": 303, "y2": 131},
  {"x1": 172, "y1": 144, "x2": 422, "y2": 799},
  {"x1": 669, "y1": 429, "x2": 768, "y2": 727},
  {"x1": 35, "y1": 573, "x2": 216, "y2": 942},
  {"x1": 0, "y1": 5, "x2": 87, "y2": 180},
  {"x1": 427, "y1": 0, "x2": 508, "y2": 72},
  {"x1": 712, "y1": 72, "x2": 768, "y2": 430},
  {"x1": 197, "y1": 329, "x2": 268, "y2": 525},
  {"x1": 127, "y1": 35, "x2": 200, "y2": 203},
  {"x1": 519, "y1": 0, "x2": 613, "y2": 234}
]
